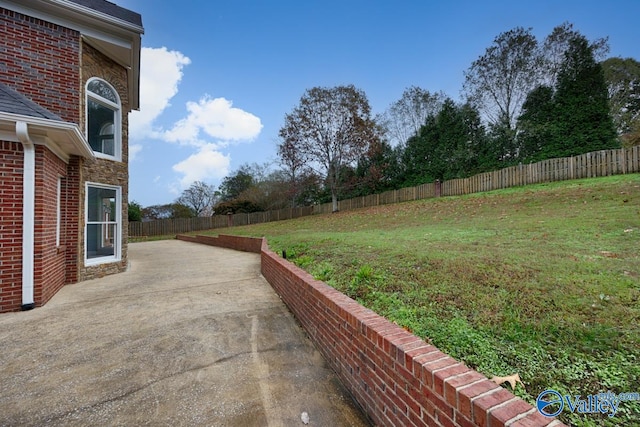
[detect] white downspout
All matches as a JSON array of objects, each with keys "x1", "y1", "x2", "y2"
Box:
[{"x1": 16, "y1": 121, "x2": 35, "y2": 310}]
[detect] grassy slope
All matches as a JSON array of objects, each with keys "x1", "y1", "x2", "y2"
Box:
[{"x1": 208, "y1": 175, "x2": 640, "y2": 426}]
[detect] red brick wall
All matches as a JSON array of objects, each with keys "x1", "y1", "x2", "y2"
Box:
[
  {"x1": 179, "y1": 234, "x2": 564, "y2": 427},
  {"x1": 33, "y1": 146, "x2": 68, "y2": 307},
  {"x1": 0, "y1": 8, "x2": 80, "y2": 123},
  {"x1": 177, "y1": 234, "x2": 263, "y2": 253},
  {"x1": 0, "y1": 141, "x2": 24, "y2": 312}
]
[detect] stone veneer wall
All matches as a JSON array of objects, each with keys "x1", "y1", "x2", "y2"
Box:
[
  {"x1": 177, "y1": 234, "x2": 565, "y2": 427},
  {"x1": 77, "y1": 42, "x2": 130, "y2": 281}
]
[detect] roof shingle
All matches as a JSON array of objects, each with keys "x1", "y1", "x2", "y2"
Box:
[
  {"x1": 65, "y1": 0, "x2": 142, "y2": 27},
  {"x1": 0, "y1": 82, "x2": 64, "y2": 121}
]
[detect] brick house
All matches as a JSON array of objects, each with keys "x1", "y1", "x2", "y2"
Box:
[{"x1": 0, "y1": 0, "x2": 143, "y2": 312}]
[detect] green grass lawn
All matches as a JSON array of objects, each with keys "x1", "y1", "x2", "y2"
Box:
[{"x1": 205, "y1": 174, "x2": 640, "y2": 426}]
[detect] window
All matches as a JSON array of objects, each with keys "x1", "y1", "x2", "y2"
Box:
[
  {"x1": 85, "y1": 183, "x2": 121, "y2": 265},
  {"x1": 86, "y1": 78, "x2": 121, "y2": 160}
]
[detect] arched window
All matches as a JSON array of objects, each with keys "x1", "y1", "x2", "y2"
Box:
[{"x1": 86, "y1": 78, "x2": 121, "y2": 160}]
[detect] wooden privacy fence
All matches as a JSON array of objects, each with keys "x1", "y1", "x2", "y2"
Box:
[
  {"x1": 442, "y1": 147, "x2": 639, "y2": 196},
  {"x1": 129, "y1": 206, "x2": 313, "y2": 237},
  {"x1": 130, "y1": 146, "x2": 640, "y2": 237}
]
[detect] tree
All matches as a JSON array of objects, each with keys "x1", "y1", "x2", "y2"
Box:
[
  {"x1": 278, "y1": 137, "x2": 311, "y2": 207},
  {"x1": 142, "y1": 203, "x2": 194, "y2": 220},
  {"x1": 355, "y1": 138, "x2": 400, "y2": 195},
  {"x1": 293, "y1": 169, "x2": 326, "y2": 207},
  {"x1": 218, "y1": 165, "x2": 255, "y2": 202},
  {"x1": 214, "y1": 199, "x2": 263, "y2": 214},
  {"x1": 516, "y1": 85, "x2": 556, "y2": 161},
  {"x1": 128, "y1": 200, "x2": 142, "y2": 222},
  {"x1": 518, "y1": 34, "x2": 618, "y2": 160},
  {"x1": 378, "y1": 86, "x2": 445, "y2": 146},
  {"x1": 601, "y1": 57, "x2": 640, "y2": 135},
  {"x1": 549, "y1": 34, "x2": 617, "y2": 157},
  {"x1": 541, "y1": 22, "x2": 609, "y2": 88},
  {"x1": 463, "y1": 27, "x2": 542, "y2": 135},
  {"x1": 402, "y1": 99, "x2": 487, "y2": 184},
  {"x1": 171, "y1": 203, "x2": 196, "y2": 219},
  {"x1": 176, "y1": 181, "x2": 218, "y2": 217},
  {"x1": 237, "y1": 170, "x2": 291, "y2": 211},
  {"x1": 278, "y1": 85, "x2": 377, "y2": 212}
]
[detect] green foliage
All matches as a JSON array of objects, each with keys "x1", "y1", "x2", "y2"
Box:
[
  {"x1": 518, "y1": 33, "x2": 619, "y2": 162},
  {"x1": 128, "y1": 200, "x2": 142, "y2": 222},
  {"x1": 551, "y1": 35, "x2": 618, "y2": 157},
  {"x1": 141, "y1": 203, "x2": 195, "y2": 220},
  {"x1": 219, "y1": 166, "x2": 255, "y2": 202},
  {"x1": 214, "y1": 199, "x2": 263, "y2": 214},
  {"x1": 311, "y1": 262, "x2": 335, "y2": 283},
  {"x1": 344, "y1": 139, "x2": 401, "y2": 198},
  {"x1": 170, "y1": 203, "x2": 196, "y2": 219},
  {"x1": 517, "y1": 85, "x2": 556, "y2": 161},
  {"x1": 402, "y1": 98, "x2": 488, "y2": 183}
]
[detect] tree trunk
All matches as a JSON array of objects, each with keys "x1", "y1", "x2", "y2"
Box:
[{"x1": 331, "y1": 191, "x2": 338, "y2": 212}]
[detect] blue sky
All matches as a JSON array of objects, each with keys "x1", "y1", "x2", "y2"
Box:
[{"x1": 117, "y1": 0, "x2": 640, "y2": 207}]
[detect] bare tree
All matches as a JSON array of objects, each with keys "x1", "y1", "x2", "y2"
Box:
[
  {"x1": 277, "y1": 137, "x2": 310, "y2": 207},
  {"x1": 176, "y1": 181, "x2": 218, "y2": 217},
  {"x1": 378, "y1": 86, "x2": 445, "y2": 146},
  {"x1": 463, "y1": 27, "x2": 542, "y2": 132},
  {"x1": 278, "y1": 85, "x2": 377, "y2": 212},
  {"x1": 602, "y1": 57, "x2": 640, "y2": 136}
]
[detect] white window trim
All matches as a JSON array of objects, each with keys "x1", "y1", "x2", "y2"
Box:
[
  {"x1": 84, "y1": 182, "x2": 122, "y2": 266},
  {"x1": 85, "y1": 77, "x2": 122, "y2": 162}
]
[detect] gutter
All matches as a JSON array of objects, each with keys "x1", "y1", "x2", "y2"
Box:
[{"x1": 16, "y1": 121, "x2": 35, "y2": 310}]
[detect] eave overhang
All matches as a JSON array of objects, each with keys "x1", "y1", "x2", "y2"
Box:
[{"x1": 0, "y1": 111, "x2": 95, "y2": 162}]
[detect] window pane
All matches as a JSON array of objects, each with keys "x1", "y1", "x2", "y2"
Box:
[
  {"x1": 86, "y1": 184, "x2": 120, "y2": 263},
  {"x1": 87, "y1": 187, "x2": 116, "y2": 222},
  {"x1": 86, "y1": 224, "x2": 116, "y2": 259},
  {"x1": 87, "y1": 80, "x2": 118, "y2": 103},
  {"x1": 88, "y1": 99, "x2": 115, "y2": 155}
]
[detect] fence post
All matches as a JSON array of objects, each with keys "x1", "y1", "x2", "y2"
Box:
[
  {"x1": 227, "y1": 213, "x2": 233, "y2": 228},
  {"x1": 435, "y1": 179, "x2": 441, "y2": 197}
]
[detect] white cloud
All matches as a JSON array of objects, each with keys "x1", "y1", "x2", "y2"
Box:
[
  {"x1": 172, "y1": 144, "x2": 231, "y2": 188},
  {"x1": 128, "y1": 46, "x2": 262, "y2": 193},
  {"x1": 129, "y1": 47, "x2": 191, "y2": 139},
  {"x1": 162, "y1": 96, "x2": 263, "y2": 146}
]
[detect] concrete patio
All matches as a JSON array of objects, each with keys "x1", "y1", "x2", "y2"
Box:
[{"x1": 0, "y1": 240, "x2": 370, "y2": 426}]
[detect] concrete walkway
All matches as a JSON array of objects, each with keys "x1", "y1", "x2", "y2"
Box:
[{"x1": 0, "y1": 240, "x2": 370, "y2": 426}]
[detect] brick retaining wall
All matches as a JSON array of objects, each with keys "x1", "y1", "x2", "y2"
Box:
[
  {"x1": 178, "y1": 234, "x2": 563, "y2": 427},
  {"x1": 177, "y1": 234, "x2": 263, "y2": 253}
]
